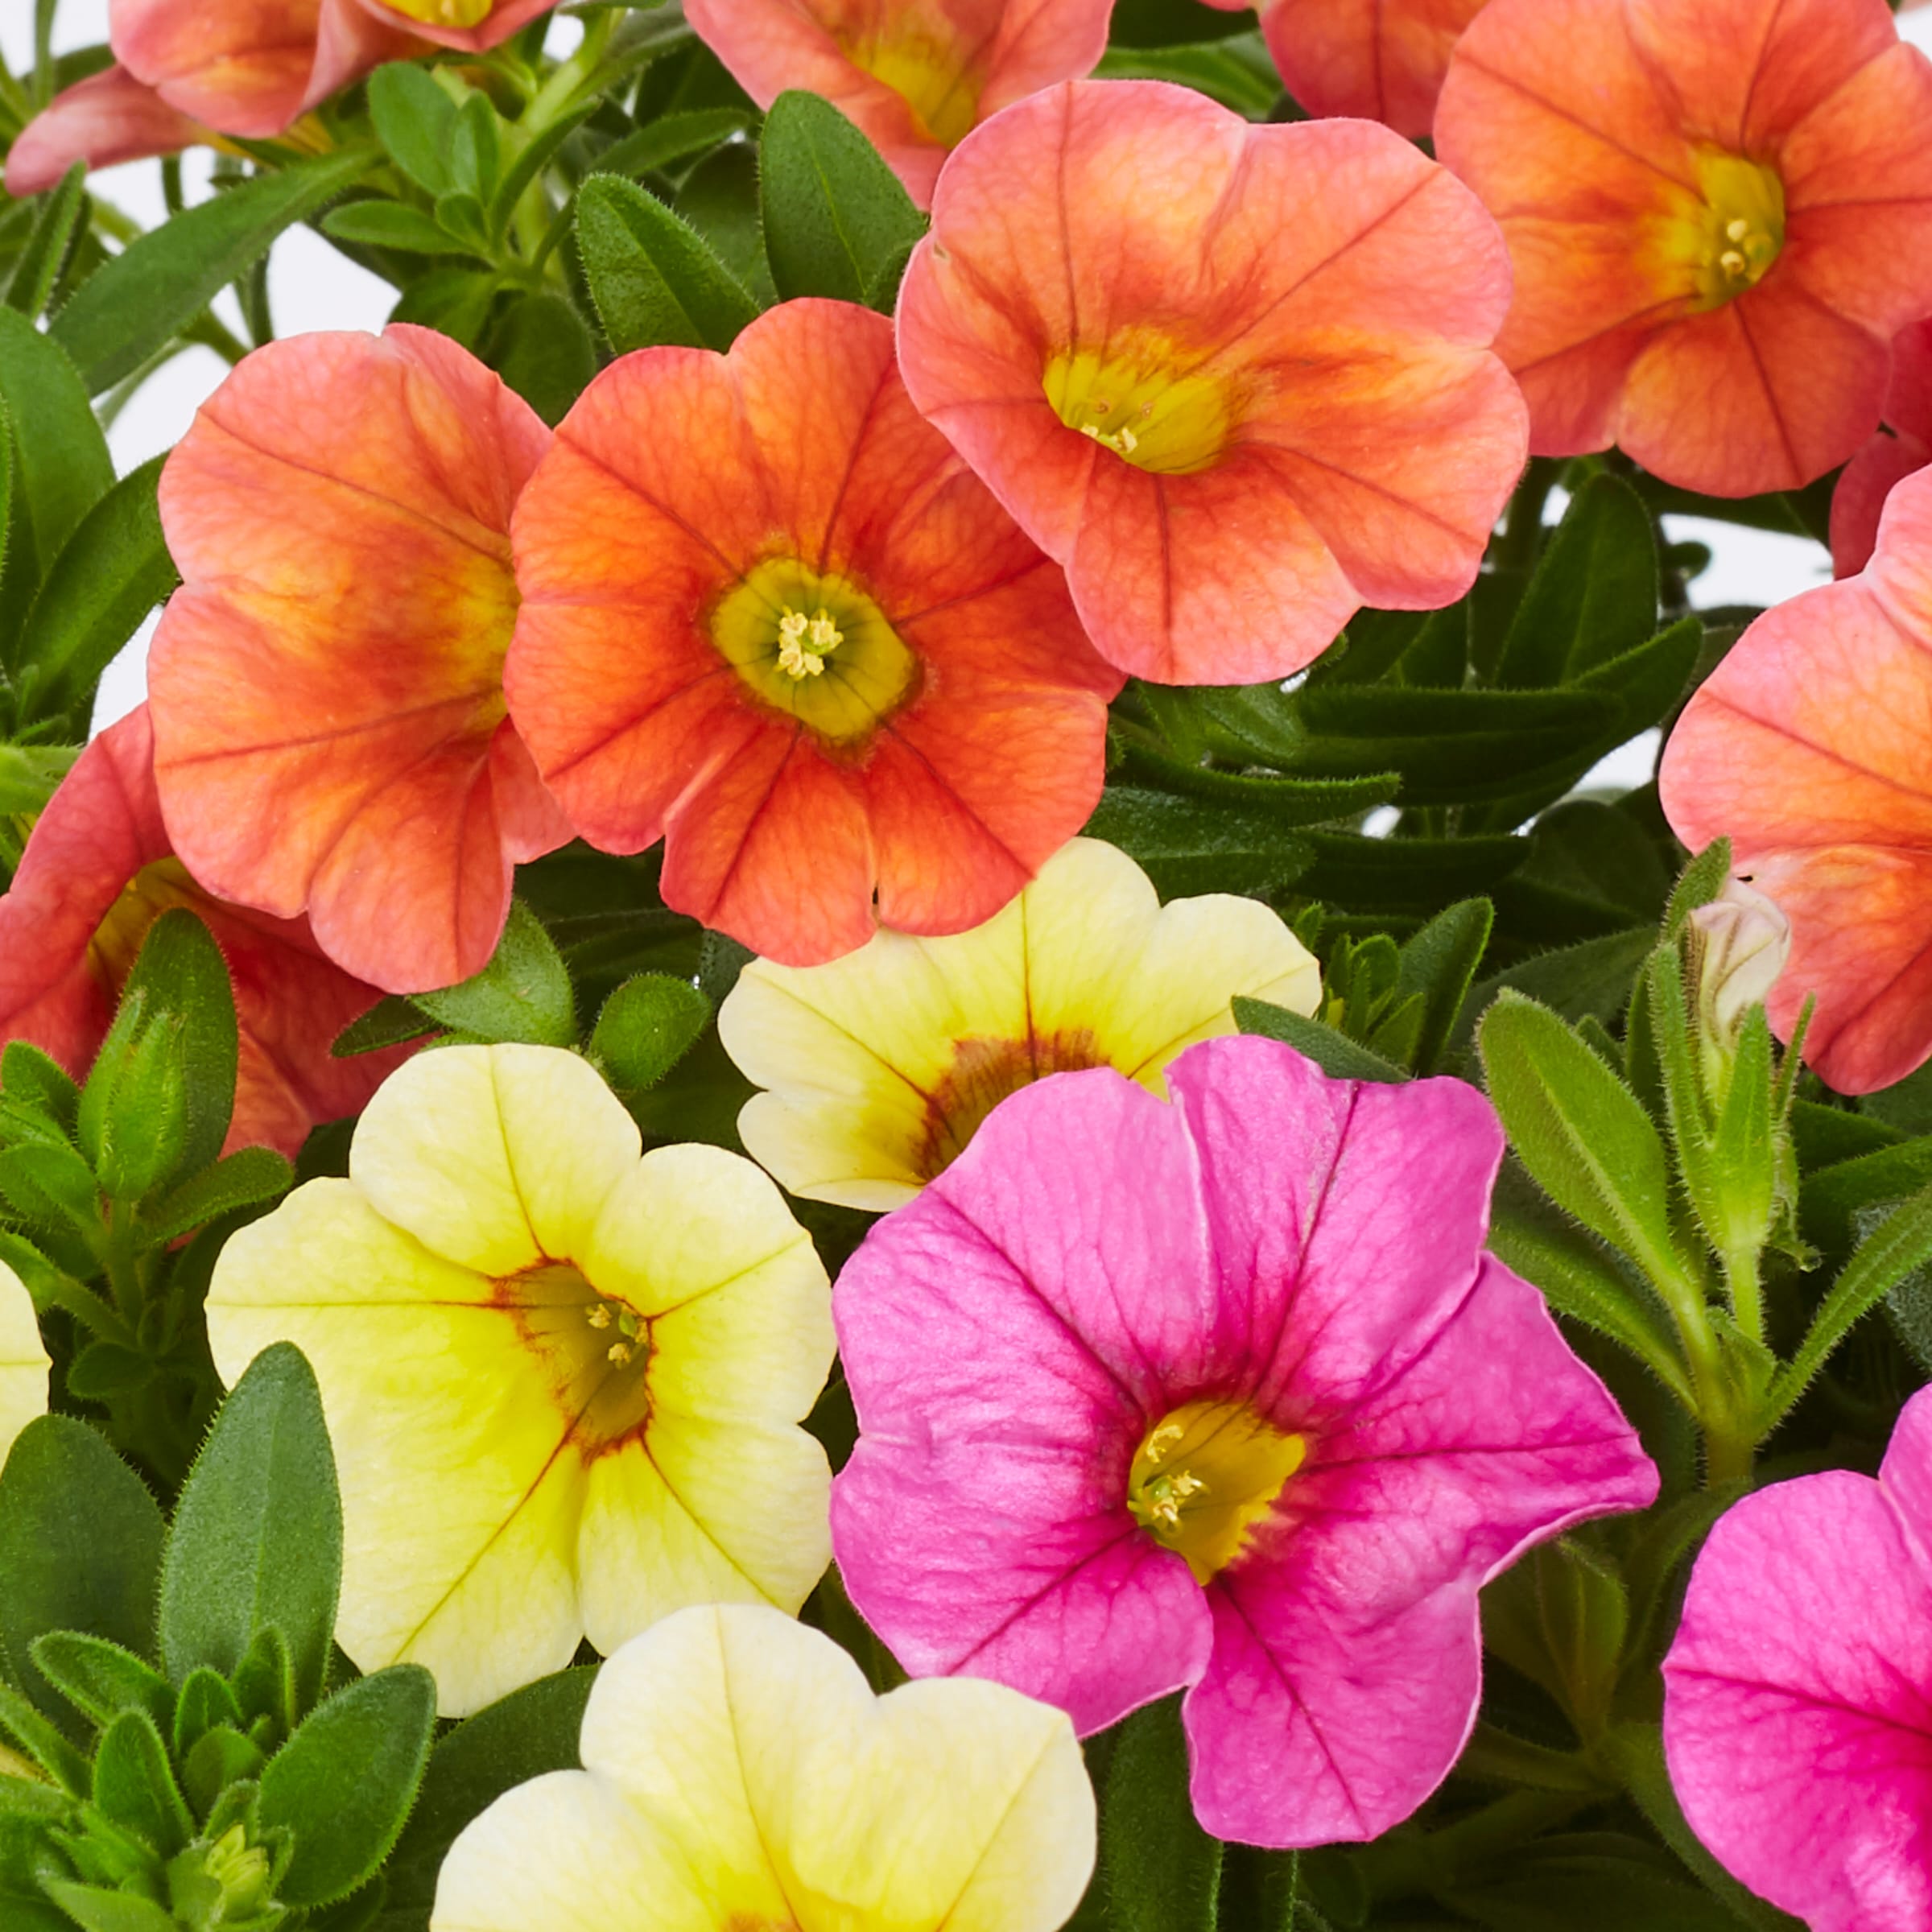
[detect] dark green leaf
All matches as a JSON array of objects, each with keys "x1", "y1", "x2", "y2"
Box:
[
  {"x1": 1116, "y1": 738, "x2": 1397, "y2": 828},
  {"x1": 0, "y1": 1680, "x2": 91, "y2": 1792},
  {"x1": 172, "y1": 1667, "x2": 244, "y2": 1761},
  {"x1": 486, "y1": 290, "x2": 598, "y2": 427},
  {"x1": 142, "y1": 1148, "x2": 293, "y2": 1247},
  {"x1": 13, "y1": 456, "x2": 176, "y2": 718},
  {"x1": 0, "y1": 1418, "x2": 163, "y2": 1738},
  {"x1": 589, "y1": 975, "x2": 710, "y2": 1094},
  {"x1": 160, "y1": 1344, "x2": 342, "y2": 1722},
  {"x1": 386, "y1": 265, "x2": 501, "y2": 349},
  {"x1": 0, "y1": 307, "x2": 113, "y2": 580},
  {"x1": 321, "y1": 201, "x2": 477, "y2": 257},
  {"x1": 6, "y1": 163, "x2": 88, "y2": 320},
  {"x1": 330, "y1": 997, "x2": 440, "y2": 1060},
  {"x1": 64, "y1": 1344, "x2": 154, "y2": 1402},
  {"x1": 1094, "y1": 33, "x2": 1280, "y2": 116},
  {"x1": 258, "y1": 1666, "x2": 436, "y2": 1907},
  {"x1": 1396, "y1": 898, "x2": 1493, "y2": 1075},
  {"x1": 675, "y1": 142, "x2": 774, "y2": 304},
  {"x1": 576, "y1": 171, "x2": 758, "y2": 354},
  {"x1": 410, "y1": 900, "x2": 576, "y2": 1047},
  {"x1": 179, "y1": 1723, "x2": 266, "y2": 1819},
  {"x1": 93, "y1": 1708, "x2": 192, "y2": 1857},
  {"x1": 758, "y1": 90, "x2": 926, "y2": 304},
  {"x1": 229, "y1": 1624, "x2": 295, "y2": 1744},
  {"x1": 593, "y1": 109, "x2": 753, "y2": 183},
  {"x1": 52, "y1": 149, "x2": 376, "y2": 394},
  {"x1": 1455, "y1": 928, "x2": 1656, "y2": 1050},
  {"x1": 1801, "y1": 1138, "x2": 1932, "y2": 1255},
  {"x1": 1082, "y1": 788, "x2": 1312, "y2": 899},
  {"x1": 1299, "y1": 829, "x2": 1529, "y2": 911},
  {"x1": 1100, "y1": 1697, "x2": 1220, "y2": 1932},
  {"x1": 1234, "y1": 999, "x2": 1409, "y2": 1084},
  {"x1": 26, "y1": 1634, "x2": 170, "y2": 1733}
]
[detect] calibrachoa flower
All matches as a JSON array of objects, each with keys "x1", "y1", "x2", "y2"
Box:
[
  {"x1": 431, "y1": 1604, "x2": 1096, "y2": 1932},
  {"x1": 1435, "y1": 0, "x2": 1932, "y2": 498},
  {"x1": 5, "y1": 66, "x2": 206, "y2": 199},
  {"x1": 1833, "y1": 320, "x2": 1932, "y2": 577},
  {"x1": 684, "y1": 0, "x2": 1113, "y2": 210},
  {"x1": 718, "y1": 836, "x2": 1320, "y2": 1209},
  {"x1": 147, "y1": 325, "x2": 572, "y2": 997},
  {"x1": 0, "y1": 1261, "x2": 48, "y2": 1467},
  {"x1": 204, "y1": 1044, "x2": 836, "y2": 1716},
  {"x1": 1662, "y1": 1384, "x2": 1932, "y2": 1930},
  {"x1": 894, "y1": 80, "x2": 1527, "y2": 686},
  {"x1": 0, "y1": 708, "x2": 406, "y2": 1160},
  {"x1": 832, "y1": 1034, "x2": 1657, "y2": 1846},
  {"x1": 1199, "y1": 0, "x2": 1488, "y2": 137},
  {"x1": 506, "y1": 297, "x2": 1120, "y2": 968},
  {"x1": 1660, "y1": 464, "x2": 1932, "y2": 1094}
]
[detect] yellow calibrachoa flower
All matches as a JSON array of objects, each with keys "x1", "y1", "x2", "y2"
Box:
[
  {"x1": 204, "y1": 1046, "x2": 836, "y2": 1717},
  {"x1": 431, "y1": 1604, "x2": 1096, "y2": 1932},
  {"x1": 0, "y1": 1258, "x2": 49, "y2": 1466},
  {"x1": 718, "y1": 837, "x2": 1321, "y2": 1209}
]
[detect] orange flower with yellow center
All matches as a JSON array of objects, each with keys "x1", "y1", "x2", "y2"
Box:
[
  {"x1": 505, "y1": 297, "x2": 1122, "y2": 969},
  {"x1": 1435, "y1": 0, "x2": 1932, "y2": 497}
]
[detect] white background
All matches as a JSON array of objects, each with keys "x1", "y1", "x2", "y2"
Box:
[{"x1": 8, "y1": 0, "x2": 1931, "y2": 766}]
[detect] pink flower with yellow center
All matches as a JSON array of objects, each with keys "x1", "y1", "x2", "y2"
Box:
[
  {"x1": 505, "y1": 297, "x2": 1121, "y2": 969},
  {"x1": 894, "y1": 80, "x2": 1528, "y2": 686},
  {"x1": 832, "y1": 1034, "x2": 1657, "y2": 1846},
  {"x1": 1663, "y1": 1385, "x2": 1932, "y2": 1930},
  {"x1": 1435, "y1": 0, "x2": 1932, "y2": 499},
  {"x1": 1660, "y1": 463, "x2": 1932, "y2": 1095},
  {"x1": 683, "y1": 0, "x2": 1113, "y2": 209},
  {"x1": 1833, "y1": 320, "x2": 1932, "y2": 578},
  {"x1": 1199, "y1": 0, "x2": 1490, "y2": 138},
  {"x1": 147, "y1": 326, "x2": 572, "y2": 998},
  {"x1": 0, "y1": 708, "x2": 407, "y2": 1159}
]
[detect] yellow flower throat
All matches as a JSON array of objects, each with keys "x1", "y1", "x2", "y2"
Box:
[
  {"x1": 1127, "y1": 1399, "x2": 1304, "y2": 1585},
  {"x1": 1661, "y1": 151, "x2": 1786, "y2": 311}
]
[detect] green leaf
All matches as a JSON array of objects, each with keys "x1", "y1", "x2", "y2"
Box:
[
  {"x1": 329, "y1": 997, "x2": 440, "y2": 1060},
  {"x1": 1100, "y1": 1697, "x2": 1221, "y2": 1932},
  {"x1": 588, "y1": 975, "x2": 710, "y2": 1094},
  {"x1": 1094, "y1": 32, "x2": 1281, "y2": 117},
  {"x1": 258, "y1": 1666, "x2": 436, "y2": 1908},
  {"x1": 366, "y1": 64, "x2": 459, "y2": 196},
  {"x1": 593, "y1": 108, "x2": 754, "y2": 182},
  {"x1": 576, "y1": 171, "x2": 758, "y2": 354},
  {"x1": 37, "y1": 1882, "x2": 180, "y2": 1932},
  {"x1": 1496, "y1": 475, "x2": 1660, "y2": 688},
  {"x1": 172, "y1": 1666, "x2": 245, "y2": 1763},
  {"x1": 1233, "y1": 999, "x2": 1409, "y2": 1084},
  {"x1": 1662, "y1": 838, "x2": 1733, "y2": 938},
  {"x1": 0, "y1": 1680, "x2": 91, "y2": 1793},
  {"x1": 141, "y1": 1148, "x2": 293, "y2": 1248},
  {"x1": 1801, "y1": 1137, "x2": 1932, "y2": 1255},
  {"x1": 93, "y1": 1708, "x2": 192, "y2": 1858},
  {"x1": 0, "y1": 1141, "x2": 100, "y2": 1232},
  {"x1": 230, "y1": 1625, "x2": 296, "y2": 1746},
  {"x1": 0, "y1": 1418, "x2": 163, "y2": 1739},
  {"x1": 52, "y1": 150, "x2": 376, "y2": 394},
  {"x1": 485, "y1": 290, "x2": 598, "y2": 427},
  {"x1": 159, "y1": 1344, "x2": 342, "y2": 1723},
  {"x1": 489, "y1": 102, "x2": 600, "y2": 237},
  {"x1": 450, "y1": 93, "x2": 502, "y2": 205},
  {"x1": 6, "y1": 163, "x2": 88, "y2": 320},
  {"x1": 0, "y1": 744, "x2": 78, "y2": 816},
  {"x1": 28, "y1": 1634, "x2": 171, "y2": 1733},
  {"x1": 12, "y1": 456, "x2": 177, "y2": 720},
  {"x1": 2, "y1": 1042, "x2": 80, "y2": 1133},
  {"x1": 320, "y1": 200, "x2": 478, "y2": 257},
  {"x1": 0, "y1": 307, "x2": 113, "y2": 580},
  {"x1": 380, "y1": 1666, "x2": 596, "y2": 1921},
  {"x1": 1455, "y1": 928, "x2": 1657, "y2": 1051},
  {"x1": 1116, "y1": 737, "x2": 1397, "y2": 828},
  {"x1": 1082, "y1": 788, "x2": 1312, "y2": 899},
  {"x1": 1396, "y1": 898, "x2": 1493, "y2": 1076},
  {"x1": 411, "y1": 900, "x2": 576, "y2": 1047},
  {"x1": 1299, "y1": 828, "x2": 1529, "y2": 911},
  {"x1": 758, "y1": 90, "x2": 927, "y2": 305}
]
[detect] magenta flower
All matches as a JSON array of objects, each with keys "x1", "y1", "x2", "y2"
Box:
[
  {"x1": 1663, "y1": 1385, "x2": 1932, "y2": 1930},
  {"x1": 831, "y1": 1034, "x2": 1658, "y2": 1847}
]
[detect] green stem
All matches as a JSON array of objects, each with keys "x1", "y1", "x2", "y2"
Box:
[
  {"x1": 522, "y1": 10, "x2": 616, "y2": 134},
  {"x1": 1721, "y1": 1241, "x2": 1763, "y2": 1344}
]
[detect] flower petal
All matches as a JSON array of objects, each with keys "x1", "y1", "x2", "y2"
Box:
[
  {"x1": 0, "y1": 1261, "x2": 48, "y2": 1468},
  {"x1": 2, "y1": 65, "x2": 203, "y2": 197}
]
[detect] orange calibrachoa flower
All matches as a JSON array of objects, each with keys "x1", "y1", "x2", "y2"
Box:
[
  {"x1": 147, "y1": 325, "x2": 572, "y2": 998},
  {"x1": 0, "y1": 708, "x2": 408, "y2": 1159},
  {"x1": 1199, "y1": 0, "x2": 1488, "y2": 137},
  {"x1": 683, "y1": 0, "x2": 1113, "y2": 209},
  {"x1": 1435, "y1": 0, "x2": 1932, "y2": 500},
  {"x1": 1832, "y1": 320, "x2": 1932, "y2": 577},
  {"x1": 506, "y1": 297, "x2": 1121, "y2": 968},
  {"x1": 1660, "y1": 464, "x2": 1932, "y2": 1096},
  {"x1": 894, "y1": 80, "x2": 1528, "y2": 687}
]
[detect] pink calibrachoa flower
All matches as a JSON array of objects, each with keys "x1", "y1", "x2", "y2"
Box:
[
  {"x1": 506, "y1": 297, "x2": 1121, "y2": 969},
  {"x1": 894, "y1": 80, "x2": 1527, "y2": 686},
  {"x1": 1833, "y1": 320, "x2": 1932, "y2": 578},
  {"x1": 0, "y1": 708, "x2": 407, "y2": 1159},
  {"x1": 4, "y1": 67, "x2": 206, "y2": 199},
  {"x1": 147, "y1": 325, "x2": 572, "y2": 997},
  {"x1": 1660, "y1": 463, "x2": 1932, "y2": 1095},
  {"x1": 683, "y1": 0, "x2": 1113, "y2": 210},
  {"x1": 1662, "y1": 1384, "x2": 1932, "y2": 1930},
  {"x1": 1435, "y1": 0, "x2": 1932, "y2": 499},
  {"x1": 832, "y1": 1034, "x2": 1657, "y2": 1846},
  {"x1": 1199, "y1": 0, "x2": 1489, "y2": 138}
]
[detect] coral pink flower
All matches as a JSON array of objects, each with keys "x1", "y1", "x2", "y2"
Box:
[
  {"x1": 1660, "y1": 463, "x2": 1932, "y2": 1095},
  {"x1": 1199, "y1": 0, "x2": 1488, "y2": 137},
  {"x1": 894, "y1": 80, "x2": 1527, "y2": 686},
  {"x1": 1832, "y1": 320, "x2": 1932, "y2": 577},
  {"x1": 4, "y1": 67, "x2": 205, "y2": 199},
  {"x1": 831, "y1": 1034, "x2": 1657, "y2": 1847},
  {"x1": 354, "y1": 0, "x2": 557, "y2": 53},
  {"x1": 1435, "y1": 0, "x2": 1932, "y2": 499},
  {"x1": 147, "y1": 325, "x2": 571, "y2": 998},
  {"x1": 1663, "y1": 1385, "x2": 1932, "y2": 1930},
  {"x1": 0, "y1": 708, "x2": 407, "y2": 1159},
  {"x1": 506, "y1": 298, "x2": 1121, "y2": 969},
  {"x1": 684, "y1": 0, "x2": 1112, "y2": 210}
]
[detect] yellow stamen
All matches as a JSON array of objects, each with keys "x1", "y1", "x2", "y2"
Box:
[
  {"x1": 776, "y1": 605, "x2": 844, "y2": 680},
  {"x1": 1127, "y1": 1398, "x2": 1305, "y2": 1585},
  {"x1": 1652, "y1": 151, "x2": 1785, "y2": 312}
]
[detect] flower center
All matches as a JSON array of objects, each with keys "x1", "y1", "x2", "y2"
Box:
[
  {"x1": 381, "y1": 0, "x2": 497, "y2": 23},
  {"x1": 497, "y1": 1261, "x2": 654, "y2": 1454},
  {"x1": 914, "y1": 1030, "x2": 1104, "y2": 1180},
  {"x1": 711, "y1": 559, "x2": 919, "y2": 746},
  {"x1": 1657, "y1": 151, "x2": 1786, "y2": 312},
  {"x1": 88, "y1": 857, "x2": 206, "y2": 994},
  {"x1": 1043, "y1": 339, "x2": 1234, "y2": 476},
  {"x1": 847, "y1": 31, "x2": 984, "y2": 146},
  {"x1": 1127, "y1": 1398, "x2": 1305, "y2": 1585}
]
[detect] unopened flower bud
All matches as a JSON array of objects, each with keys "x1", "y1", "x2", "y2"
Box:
[{"x1": 1690, "y1": 879, "x2": 1792, "y2": 1052}]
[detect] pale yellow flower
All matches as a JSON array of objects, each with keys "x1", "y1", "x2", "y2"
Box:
[
  {"x1": 0, "y1": 1258, "x2": 48, "y2": 1466},
  {"x1": 431, "y1": 1604, "x2": 1096, "y2": 1932},
  {"x1": 719, "y1": 836, "x2": 1321, "y2": 1209},
  {"x1": 205, "y1": 1046, "x2": 835, "y2": 1717}
]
